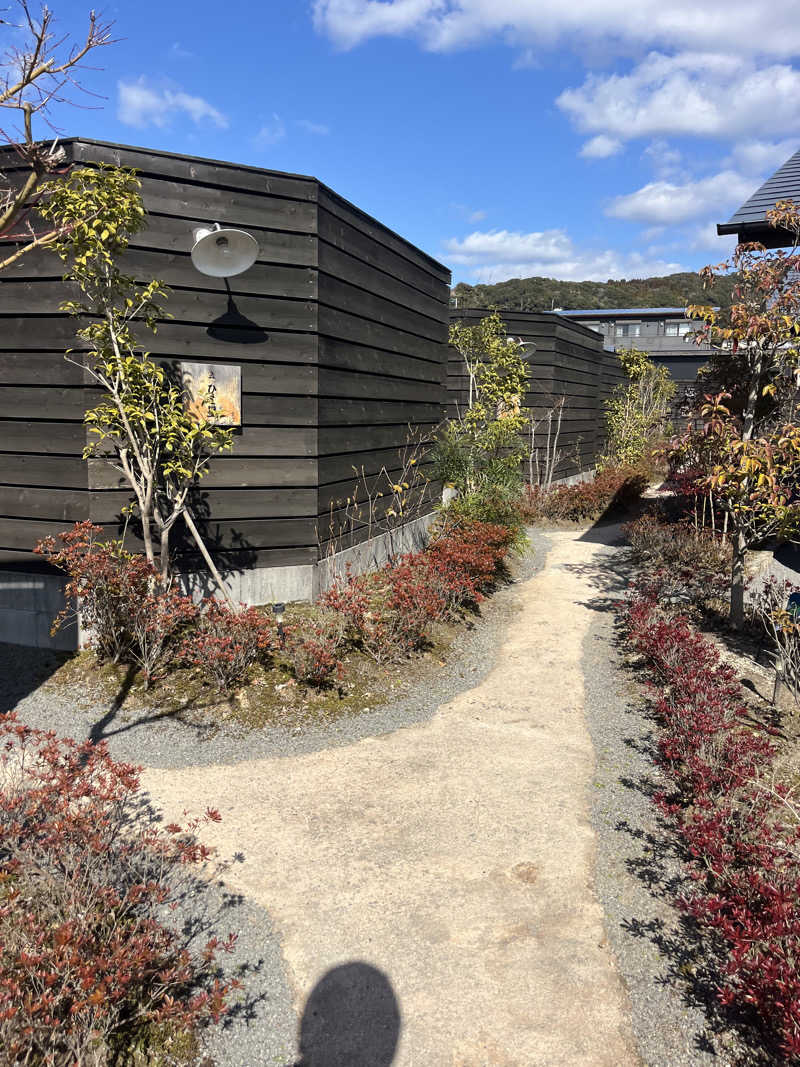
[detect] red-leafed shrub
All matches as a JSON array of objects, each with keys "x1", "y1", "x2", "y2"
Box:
[
  {"x1": 183, "y1": 601, "x2": 274, "y2": 690},
  {"x1": 624, "y1": 511, "x2": 731, "y2": 609},
  {"x1": 35, "y1": 521, "x2": 154, "y2": 664},
  {"x1": 320, "y1": 567, "x2": 429, "y2": 664},
  {"x1": 524, "y1": 465, "x2": 647, "y2": 524},
  {"x1": 128, "y1": 585, "x2": 198, "y2": 686},
  {"x1": 624, "y1": 588, "x2": 800, "y2": 1061},
  {"x1": 285, "y1": 612, "x2": 346, "y2": 687},
  {"x1": 384, "y1": 552, "x2": 448, "y2": 647},
  {"x1": 427, "y1": 520, "x2": 514, "y2": 609},
  {"x1": 321, "y1": 520, "x2": 516, "y2": 663},
  {"x1": 0, "y1": 715, "x2": 238, "y2": 1065},
  {"x1": 36, "y1": 522, "x2": 197, "y2": 686}
]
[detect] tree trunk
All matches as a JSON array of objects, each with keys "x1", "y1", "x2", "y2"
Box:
[
  {"x1": 140, "y1": 510, "x2": 156, "y2": 568},
  {"x1": 742, "y1": 351, "x2": 763, "y2": 443},
  {"x1": 159, "y1": 523, "x2": 171, "y2": 582},
  {"x1": 182, "y1": 509, "x2": 237, "y2": 611},
  {"x1": 730, "y1": 530, "x2": 747, "y2": 629}
]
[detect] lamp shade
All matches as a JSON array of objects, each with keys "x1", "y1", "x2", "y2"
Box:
[{"x1": 190, "y1": 225, "x2": 259, "y2": 277}]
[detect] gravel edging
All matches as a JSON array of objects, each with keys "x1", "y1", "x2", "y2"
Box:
[
  {"x1": 5, "y1": 532, "x2": 547, "y2": 770},
  {"x1": 581, "y1": 540, "x2": 736, "y2": 1067},
  {"x1": 3, "y1": 534, "x2": 548, "y2": 1067}
]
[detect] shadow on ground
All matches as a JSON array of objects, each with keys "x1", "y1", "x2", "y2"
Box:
[
  {"x1": 0, "y1": 641, "x2": 71, "y2": 716},
  {"x1": 575, "y1": 530, "x2": 775, "y2": 1064},
  {"x1": 289, "y1": 962, "x2": 401, "y2": 1067}
]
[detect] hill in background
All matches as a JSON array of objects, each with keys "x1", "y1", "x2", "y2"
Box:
[{"x1": 450, "y1": 272, "x2": 737, "y2": 312}]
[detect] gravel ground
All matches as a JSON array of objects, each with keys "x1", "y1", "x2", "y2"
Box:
[
  {"x1": 581, "y1": 537, "x2": 752, "y2": 1067},
  {"x1": 2, "y1": 536, "x2": 547, "y2": 1067},
  {"x1": 1, "y1": 530, "x2": 757, "y2": 1065},
  {"x1": 3, "y1": 536, "x2": 546, "y2": 771}
]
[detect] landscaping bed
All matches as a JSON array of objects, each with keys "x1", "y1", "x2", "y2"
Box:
[
  {"x1": 613, "y1": 501, "x2": 800, "y2": 1064},
  {"x1": 5, "y1": 532, "x2": 546, "y2": 770}
]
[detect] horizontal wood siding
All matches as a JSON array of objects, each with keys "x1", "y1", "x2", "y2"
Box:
[
  {"x1": 1, "y1": 140, "x2": 451, "y2": 579},
  {"x1": 1, "y1": 139, "x2": 321, "y2": 572},
  {"x1": 448, "y1": 310, "x2": 611, "y2": 479},
  {"x1": 317, "y1": 191, "x2": 449, "y2": 552}
]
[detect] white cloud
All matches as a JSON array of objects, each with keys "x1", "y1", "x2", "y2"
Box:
[
  {"x1": 296, "y1": 118, "x2": 330, "y2": 135},
  {"x1": 724, "y1": 139, "x2": 797, "y2": 175},
  {"x1": 557, "y1": 52, "x2": 800, "y2": 145},
  {"x1": 607, "y1": 170, "x2": 757, "y2": 225},
  {"x1": 688, "y1": 221, "x2": 738, "y2": 254},
  {"x1": 117, "y1": 78, "x2": 227, "y2": 129},
  {"x1": 580, "y1": 134, "x2": 622, "y2": 159},
  {"x1": 450, "y1": 202, "x2": 488, "y2": 223},
  {"x1": 255, "y1": 114, "x2": 286, "y2": 146},
  {"x1": 168, "y1": 42, "x2": 194, "y2": 59},
  {"x1": 643, "y1": 139, "x2": 682, "y2": 179},
  {"x1": 313, "y1": 1, "x2": 800, "y2": 58},
  {"x1": 443, "y1": 227, "x2": 683, "y2": 282}
]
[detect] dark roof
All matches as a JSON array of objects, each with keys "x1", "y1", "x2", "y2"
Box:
[
  {"x1": 718, "y1": 148, "x2": 800, "y2": 247},
  {"x1": 558, "y1": 307, "x2": 688, "y2": 317}
]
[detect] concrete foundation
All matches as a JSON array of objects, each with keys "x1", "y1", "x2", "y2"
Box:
[
  {"x1": 0, "y1": 514, "x2": 438, "y2": 650},
  {"x1": 0, "y1": 571, "x2": 77, "y2": 650}
]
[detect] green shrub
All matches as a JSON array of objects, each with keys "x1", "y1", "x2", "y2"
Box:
[{"x1": 439, "y1": 486, "x2": 528, "y2": 551}]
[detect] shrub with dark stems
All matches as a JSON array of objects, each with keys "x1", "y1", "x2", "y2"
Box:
[
  {"x1": 36, "y1": 522, "x2": 197, "y2": 686},
  {"x1": 624, "y1": 511, "x2": 731, "y2": 609},
  {"x1": 0, "y1": 716, "x2": 238, "y2": 1065},
  {"x1": 523, "y1": 465, "x2": 647, "y2": 524},
  {"x1": 623, "y1": 588, "x2": 800, "y2": 1061},
  {"x1": 285, "y1": 612, "x2": 347, "y2": 686},
  {"x1": 182, "y1": 601, "x2": 274, "y2": 691}
]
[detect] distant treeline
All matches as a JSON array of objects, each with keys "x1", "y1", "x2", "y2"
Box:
[{"x1": 450, "y1": 271, "x2": 738, "y2": 312}]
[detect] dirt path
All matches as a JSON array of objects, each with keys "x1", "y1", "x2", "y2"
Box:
[{"x1": 142, "y1": 529, "x2": 640, "y2": 1066}]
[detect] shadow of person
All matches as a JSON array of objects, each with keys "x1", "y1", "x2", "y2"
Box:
[{"x1": 295, "y1": 961, "x2": 401, "y2": 1067}]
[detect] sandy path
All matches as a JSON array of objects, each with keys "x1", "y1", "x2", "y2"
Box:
[{"x1": 142, "y1": 530, "x2": 639, "y2": 1066}]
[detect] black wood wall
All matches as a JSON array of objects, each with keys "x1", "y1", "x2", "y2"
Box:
[
  {"x1": 448, "y1": 309, "x2": 623, "y2": 479},
  {"x1": 0, "y1": 140, "x2": 450, "y2": 576}
]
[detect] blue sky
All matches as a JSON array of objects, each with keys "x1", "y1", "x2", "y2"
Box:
[{"x1": 20, "y1": 0, "x2": 800, "y2": 285}]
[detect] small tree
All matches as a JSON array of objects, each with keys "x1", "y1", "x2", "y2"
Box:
[
  {"x1": 683, "y1": 203, "x2": 800, "y2": 627},
  {"x1": 0, "y1": 1, "x2": 114, "y2": 272},
  {"x1": 40, "y1": 165, "x2": 236, "y2": 602},
  {"x1": 688, "y1": 204, "x2": 800, "y2": 441},
  {"x1": 601, "y1": 345, "x2": 674, "y2": 468},
  {"x1": 437, "y1": 311, "x2": 528, "y2": 494}
]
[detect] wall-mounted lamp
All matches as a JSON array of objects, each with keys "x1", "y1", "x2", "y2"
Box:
[
  {"x1": 507, "y1": 336, "x2": 537, "y2": 360},
  {"x1": 190, "y1": 222, "x2": 259, "y2": 278}
]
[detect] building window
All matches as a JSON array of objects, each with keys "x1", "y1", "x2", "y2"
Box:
[
  {"x1": 666, "y1": 322, "x2": 693, "y2": 337},
  {"x1": 615, "y1": 323, "x2": 641, "y2": 337}
]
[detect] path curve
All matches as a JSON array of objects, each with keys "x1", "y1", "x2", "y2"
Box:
[{"x1": 143, "y1": 529, "x2": 640, "y2": 1066}]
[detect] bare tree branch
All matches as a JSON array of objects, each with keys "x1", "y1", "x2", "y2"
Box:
[{"x1": 0, "y1": 1, "x2": 115, "y2": 270}]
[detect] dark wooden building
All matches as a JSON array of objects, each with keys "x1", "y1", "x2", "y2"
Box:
[
  {"x1": 448, "y1": 309, "x2": 624, "y2": 480},
  {"x1": 0, "y1": 139, "x2": 450, "y2": 646}
]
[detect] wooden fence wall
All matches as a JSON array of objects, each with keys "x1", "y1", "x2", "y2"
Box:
[{"x1": 448, "y1": 310, "x2": 622, "y2": 479}]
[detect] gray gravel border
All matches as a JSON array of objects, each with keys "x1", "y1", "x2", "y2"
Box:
[
  {"x1": 581, "y1": 536, "x2": 744, "y2": 1066},
  {"x1": 4, "y1": 534, "x2": 547, "y2": 770}
]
